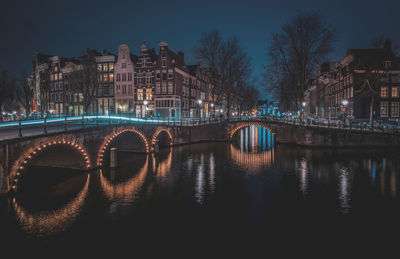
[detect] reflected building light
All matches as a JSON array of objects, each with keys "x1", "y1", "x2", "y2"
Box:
[
  {"x1": 12, "y1": 174, "x2": 90, "y2": 237},
  {"x1": 99, "y1": 157, "x2": 149, "y2": 204},
  {"x1": 299, "y1": 159, "x2": 308, "y2": 196},
  {"x1": 195, "y1": 155, "x2": 205, "y2": 205},
  {"x1": 209, "y1": 153, "x2": 216, "y2": 194},
  {"x1": 156, "y1": 149, "x2": 172, "y2": 179},
  {"x1": 338, "y1": 167, "x2": 352, "y2": 214},
  {"x1": 390, "y1": 171, "x2": 397, "y2": 198},
  {"x1": 371, "y1": 160, "x2": 376, "y2": 185},
  {"x1": 380, "y1": 170, "x2": 386, "y2": 196},
  {"x1": 230, "y1": 144, "x2": 273, "y2": 174}
]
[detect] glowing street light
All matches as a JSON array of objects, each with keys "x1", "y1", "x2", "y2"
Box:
[
  {"x1": 210, "y1": 103, "x2": 214, "y2": 107},
  {"x1": 302, "y1": 102, "x2": 306, "y2": 107},
  {"x1": 143, "y1": 100, "x2": 148, "y2": 106},
  {"x1": 198, "y1": 99, "x2": 202, "y2": 105},
  {"x1": 342, "y1": 100, "x2": 349, "y2": 106}
]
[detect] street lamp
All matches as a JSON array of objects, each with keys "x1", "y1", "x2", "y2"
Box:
[
  {"x1": 210, "y1": 103, "x2": 214, "y2": 107},
  {"x1": 342, "y1": 100, "x2": 349, "y2": 126},
  {"x1": 197, "y1": 99, "x2": 202, "y2": 105},
  {"x1": 143, "y1": 100, "x2": 148, "y2": 117},
  {"x1": 302, "y1": 102, "x2": 306, "y2": 107}
]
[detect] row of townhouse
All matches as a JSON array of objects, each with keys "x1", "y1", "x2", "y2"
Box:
[
  {"x1": 304, "y1": 47, "x2": 400, "y2": 121},
  {"x1": 32, "y1": 42, "x2": 223, "y2": 119}
]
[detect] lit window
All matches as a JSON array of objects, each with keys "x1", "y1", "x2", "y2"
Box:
[
  {"x1": 109, "y1": 73, "x2": 114, "y2": 82},
  {"x1": 392, "y1": 87, "x2": 399, "y2": 98},
  {"x1": 381, "y1": 87, "x2": 388, "y2": 98},
  {"x1": 103, "y1": 63, "x2": 107, "y2": 71},
  {"x1": 98, "y1": 64, "x2": 102, "y2": 71},
  {"x1": 109, "y1": 63, "x2": 114, "y2": 71},
  {"x1": 103, "y1": 74, "x2": 108, "y2": 82}
]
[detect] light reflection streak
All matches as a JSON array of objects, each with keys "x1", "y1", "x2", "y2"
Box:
[
  {"x1": 298, "y1": 159, "x2": 308, "y2": 196},
  {"x1": 209, "y1": 153, "x2": 215, "y2": 193},
  {"x1": 338, "y1": 167, "x2": 352, "y2": 214},
  {"x1": 230, "y1": 145, "x2": 274, "y2": 174},
  {"x1": 390, "y1": 171, "x2": 397, "y2": 198},
  {"x1": 155, "y1": 149, "x2": 172, "y2": 179},
  {"x1": 195, "y1": 154, "x2": 205, "y2": 205},
  {"x1": 99, "y1": 156, "x2": 148, "y2": 203},
  {"x1": 12, "y1": 174, "x2": 90, "y2": 237}
]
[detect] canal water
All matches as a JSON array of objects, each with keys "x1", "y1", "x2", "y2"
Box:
[{"x1": 1, "y1": 125, "x2": 400, "y2": 257}]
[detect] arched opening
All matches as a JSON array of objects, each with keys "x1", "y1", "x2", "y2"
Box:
[
  {"x1": 11, "y1": 141, "x2": 91, "y2": 192},
  {"x1": 97, "y1": 128, "x2": 149, "y2": 167},
  {"x1": 230, "y1": 124, "x2": 275, "y2": 152},
  {"x1": 151, "y1": 128, "x2": 173, "y2": 151}
]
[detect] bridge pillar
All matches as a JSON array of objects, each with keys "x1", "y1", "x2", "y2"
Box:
[
  {"x1": 110, "y1": 148, "x2": 117, "y2": 168},
  {"x1": 154, "y1": 140, "x2": 160, "y2": 154}
]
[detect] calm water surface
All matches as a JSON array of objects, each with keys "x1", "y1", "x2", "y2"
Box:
[{"x1": 1, "y1": 126, "x2": 400, "y2": 257}]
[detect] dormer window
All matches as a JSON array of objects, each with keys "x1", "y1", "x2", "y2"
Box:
[{"x1": 384, "y1": 61, "x2": 392, "y2": 69}]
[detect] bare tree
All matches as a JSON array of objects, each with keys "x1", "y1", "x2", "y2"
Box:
[
  {"x1": 0, "y1": 70, "x2": 18, "y2": 114},
  {"x1": 195, "y1": 30, "x2": 252, "y2": 116},
  {"x1": 16, "y1": 69, "x2": 33, "y2": 114},
  {"x1": 194, "y1": 30, "x2": 223, "y2": 115},
  {"x1": 77, "y1": 50, "x2": 99, "y2": 114},
  {"x1": 370, "y1": 35, "x2": 386, "y2": 48},
  {"x1": 264, "y1": 11, "x2": 335, "y2": 112}
]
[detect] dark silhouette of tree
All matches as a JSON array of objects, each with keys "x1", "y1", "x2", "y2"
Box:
[
  {"x1": 17, "y1": 69, "x2": 33, "y2": 114},
  {"x1": 264, "y1": 11, "x2": 335, "y2": 112},
  {"x1": 195, "y1": 29, "x2": 252, "y2": 116}
]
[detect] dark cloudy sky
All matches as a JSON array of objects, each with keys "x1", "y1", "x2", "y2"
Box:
[{"x1": 1, "y1": 0, "x2": 399, "y2": 98}]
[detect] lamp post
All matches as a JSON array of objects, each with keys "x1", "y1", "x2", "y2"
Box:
[
  {"x1": 198, "y1": 99, "x2": 202, "y2": 120},
  {"x1": 301, "y1": 102, "x2": 306, "y2": 125},
  {"x1": 143, "y1": 100, "x2": 148, "y2": 118},
  {"x1": 342, "y1": 100, "x2": 348, "y2": 127}
]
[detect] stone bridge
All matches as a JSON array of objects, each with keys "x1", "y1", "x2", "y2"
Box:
[{"x1": 1, "y1": 119, "x2": 399, "y2": 194}]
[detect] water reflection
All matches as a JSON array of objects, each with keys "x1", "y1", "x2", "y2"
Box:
[
  {"x1": 338, "y1": 167, "x2": 352, "y2": 214},
  {"x1": 195, "y1": 154, "x2": 205, "y2": 205},
  {"x1": 99, "y1": 156, "x2": 149, "y2": 204},
  {"x1": 297, "y1": 158, "x2": 309, "y2": 196},
  {"x1": 231, "y1": 125, "x2": 274, "y2": 173},
  {"x1": 12, "y1": 174, "x2": 90, "y2": 237},
  {"x1": 154, "y1": 148, "x2": 172, "y2": 180}
]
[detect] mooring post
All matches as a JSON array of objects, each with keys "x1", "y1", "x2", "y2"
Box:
[
  {"x1": 18, "y1": 119, "x2": 22, "y2": 137},
  {"x1": 44, "y1": 117, "x2": 47, "y2": 135},
  {"x1": 110, "y1": 147, "x2": 117, "y2": 168}
]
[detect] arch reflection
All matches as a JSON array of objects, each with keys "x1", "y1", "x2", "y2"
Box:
[
  {"x1": 99, "y1": 156, "x2": 149, "y2": 203},
  {"x1": 230, "y1": 125, "x2": 275, "y2": 173},
  {"x1": 154, "y1": 148, "x2": 173, "y2": 179},
  {"x1": 12, "y1": 174, "x2": 90, "y2": 237}
]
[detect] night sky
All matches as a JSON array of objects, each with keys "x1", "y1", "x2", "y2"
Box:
[{"x1": 1, "y1": 0, "x2": 399, "y2": 99}]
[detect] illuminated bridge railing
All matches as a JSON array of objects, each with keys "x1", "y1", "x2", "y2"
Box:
[{"x1": 0, "y1": 114, "x2": 399, "y2": 140}]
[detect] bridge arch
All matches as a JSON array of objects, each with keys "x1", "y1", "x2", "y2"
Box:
[
  {"x1": 229, "y1": 122, "x2": 276, "y2": 139},
  {"x1": 11, "y1": 140, "x2": 91, "y2": 191},
  {"x1": 97, "y1": 128, "x2": 149, "y2": 167},
  {"x1": 150, "y1": 128, "x2": 173, "y2": 151}
]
